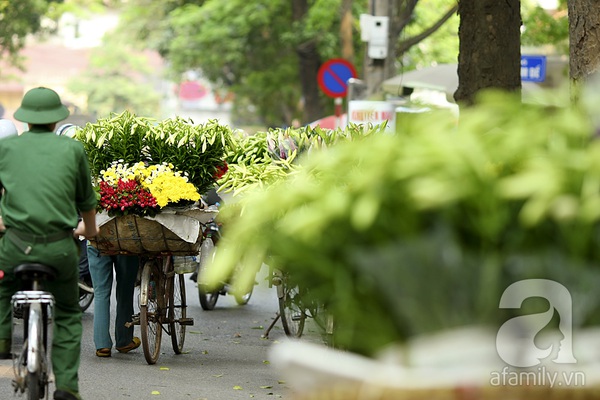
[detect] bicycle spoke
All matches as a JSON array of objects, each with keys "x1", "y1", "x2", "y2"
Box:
[
  {"x1": 140, "y1": 260, "x2": 163, "y2": 364},
  {"x1": 169, "y1": 265, "x2": 188, "y2": 354},
  {"x1": 278, "y1": 274, "x2": 306, "y2": 338}
]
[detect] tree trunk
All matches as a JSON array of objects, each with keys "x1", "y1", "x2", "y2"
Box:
[
  {"x1": 455, "y1": 0, "x2": 521, "y2": 105},
  {"x1": 568, "y1": 0, "x2": 600, "y2": 91},
  {"x1": 365, "y1": 0, "x2": 395, "y2": 97},
  {"x1": 341, "y1": 0, "x2": 355, "y2": 62},
  {"x1": 293, "y1": 0, "x2": 325, "y2": 123}
]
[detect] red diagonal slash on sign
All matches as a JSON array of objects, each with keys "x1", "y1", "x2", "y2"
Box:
[{"x1": 317, "y1": 58, "x2": 357, "y2": 98}]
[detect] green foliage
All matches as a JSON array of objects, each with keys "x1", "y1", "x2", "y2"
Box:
[
  {"x1": 401, "y1": 0, "x2": 460, "y2": 70},
  {"x1": 218, "y1": 123, "x2": 387, "y2": 195},
  {"x1": 116, "y1": 0, "x2": 369, "y2": 126},
  {"x1": 521, "y1": 1, "x2": 568, "y2": 54},
  {"x1": 209, "y1": 91, "x2": 600, "y2": 356},
  {"x1": 0, "y1": 0, "x2": 61, "y2": 70},
  {"x1": 164, "y1": 0, "x2": 302, "y2": 126},
  {"x1": 117, "y1": 0, "x2": 206, "y2": 55},
  {"x1": 76, "y1": 110, "x2": 233, "y2": 194},
  {"x1": 67, "y1": 32, "x2": 162, "y2": 118}
]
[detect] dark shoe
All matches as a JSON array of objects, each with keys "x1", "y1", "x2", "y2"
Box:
[
  {"x1": 95, "y1": 348, "x2": 111, "y2": 357},
  {"x1": 116, "y1": 337, "x2": 141, "y2": 353},
  {"x1": 54, "y1": 389, "x2": 82, "y2": 400}
]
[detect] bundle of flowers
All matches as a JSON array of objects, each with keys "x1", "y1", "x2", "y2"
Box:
[
  {"x1": 76, "y1": 110, "x2": 234, "y2": 198},
  {"x1": 98, "y1": 161, "x2": 201, "y2": 217}
]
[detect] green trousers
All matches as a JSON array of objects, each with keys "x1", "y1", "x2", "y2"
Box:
[{"x1": 0, "y1": 234, "x2": 82, "y2": 394}]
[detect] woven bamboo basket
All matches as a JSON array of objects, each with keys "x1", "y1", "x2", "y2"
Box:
[{"x1": 89, "y1": 206, "x2": 217, "y2": 256}]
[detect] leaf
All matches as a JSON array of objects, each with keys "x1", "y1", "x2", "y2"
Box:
[
  {"x1": 260, "y1": 386, "x2": 273, "y2": 389},
  {"x1": 233, "y1": 385, "x2": 243, "y2": 390},
  {"x1": 151, "y1": 391, "x2": 160, "y2": 395}
]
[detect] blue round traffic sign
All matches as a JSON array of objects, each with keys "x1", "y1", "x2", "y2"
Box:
[{"x1": 317, "y1": 58, "x2": 357, "y2": 98}]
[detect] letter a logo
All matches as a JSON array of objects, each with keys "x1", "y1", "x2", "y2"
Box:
[{"x1": 496, "y1": 279, "x2": 577, "y2": 367}]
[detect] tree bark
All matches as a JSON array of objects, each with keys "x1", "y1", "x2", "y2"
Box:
[
  {"x1": 293, "y1": 0, "x2": 325, "y2": 123},
  {"x1": 568, "y1": 0, "x2": 600, "y2": 88},
  {"x1": 455, "y1": 0, "x2": 521, "y2": 105}
]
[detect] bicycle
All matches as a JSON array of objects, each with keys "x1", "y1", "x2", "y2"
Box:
[
  {"x1": 89, "y1": 204, "x2": 218, "y2": 364},
  {"x1": 10, "y1": 263, "x2": 56, "y2": 400},
  {"x1": 78, "y1": 281, "x2": 94, "y2": 312},
  {"x1": 263, "y1": 267, "x2": 333, "y2": 343},
  {"x1": 196, "y1": 217, "x2": 253, "y2": 310},
  {"x1": 134, "y1": 254, "x2": 193, "y2": 364}
]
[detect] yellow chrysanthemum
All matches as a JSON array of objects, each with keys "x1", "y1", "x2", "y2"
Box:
[
  {"x1": 99, "y1": 161, "x2": 200, "y2": 208},
  {"x1": 147, "y1": 173, "x2": 200, "y2": 207}
]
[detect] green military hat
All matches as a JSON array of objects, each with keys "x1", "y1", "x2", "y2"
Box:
[{"x1": 14, "y1": 87, "x2": 70, "y2": 124}]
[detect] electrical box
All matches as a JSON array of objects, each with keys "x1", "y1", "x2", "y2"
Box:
[
  {"x1": 367, "y1": 16, "x2": 389, "y2": 59},
  {"x1": 359, "y1": 14, "x2": 372, "y2": 42}
]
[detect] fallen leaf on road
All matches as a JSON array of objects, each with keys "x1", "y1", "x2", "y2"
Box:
[
  {"x1": 151, "y1": 390, "x2": 160, "y2": 395},
  {"x1": 262, "y1": 360, "x2": 270, "y2": 364},
  {"x1": 212, "y1": 374, "x2": 223, "y2": 378},
  {"x1": 233, "y1": 385, "x2": 243, "y2": 390},
  {"x1": 159, "y1": 367, "x2": 169, "y2": 371},
  {"x1": 260, "y1": 386, "x2": 272, "y2": 389}
]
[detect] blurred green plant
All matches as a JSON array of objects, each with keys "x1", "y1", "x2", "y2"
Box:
[
  {"x1": 218, "y1": 123, "x2": 388, "y2": 195},
  {"x1": 208, "y1": 90, "x2": 600, "y2": 356}
]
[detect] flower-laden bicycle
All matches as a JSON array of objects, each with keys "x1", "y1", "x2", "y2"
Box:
[{"x1": 75, "y1": 111, "x2": 232, "y2": 364}]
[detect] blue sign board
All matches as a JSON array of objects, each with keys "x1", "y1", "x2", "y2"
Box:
[
  {"x1": 317, "y1": 59, "x2": 357, "y2": 98},
  {"x1": 521, "y1": 55, "x2": 547, "y2": 83}
]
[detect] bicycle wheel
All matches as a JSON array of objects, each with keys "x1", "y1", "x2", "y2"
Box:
[
  {"x1": 277, "y1": 273, "x2": 306, "y2": 338},
  {"x1": 197, "y1": 238, "x2": 219, "y2": 310},
  {"x1": 25, "y1": 303, "x2": 43, "y2": 400},
  {"x1": 79, "y1": 290, "x2": 94, "y2": 312},
  {"x1": 234, "y1": 282, "x2": 253, "y2": 305},
  {"x1": 139, "y1": 259, "x2": 163, "y2": 365},
  {"x1": 168, "y1": 267, "x2": 187, "y2": 354},
  {"x1": 26, "y1": 372, "x2": 40, "y2": 400}
]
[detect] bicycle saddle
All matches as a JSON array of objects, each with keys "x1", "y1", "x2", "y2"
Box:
[{"x1": 14, "y1": 263, "x2": 58, "y2": 281}]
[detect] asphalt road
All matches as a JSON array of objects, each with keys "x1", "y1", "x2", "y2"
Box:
[{"x1": 0, "y1": 265, "x2": 322, "y2": 400}]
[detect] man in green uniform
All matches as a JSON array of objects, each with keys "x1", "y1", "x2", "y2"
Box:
[{"x1": 0, "y1": 87, "x2": 98, "y2": 400}]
